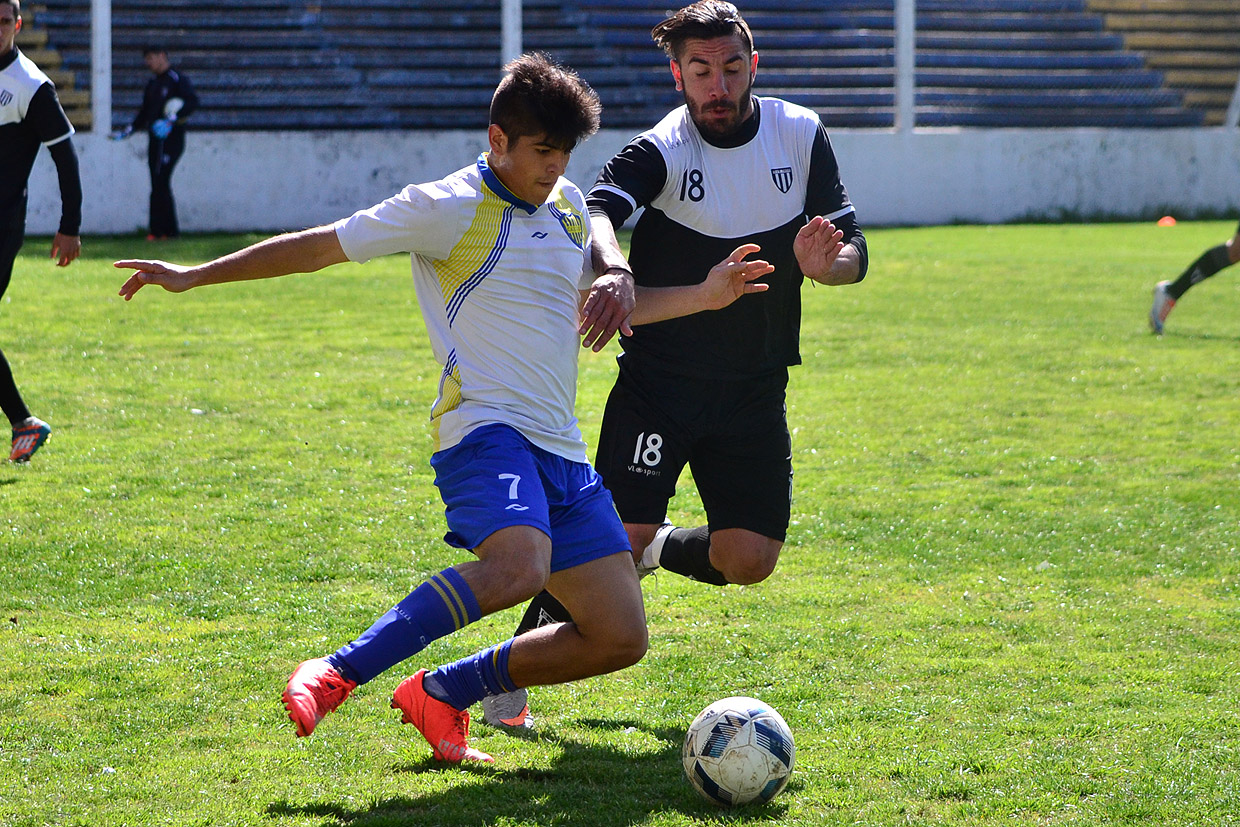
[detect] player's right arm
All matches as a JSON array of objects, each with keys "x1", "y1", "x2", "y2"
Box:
[{"x1": 115, "y1": 225, "x2": 348, "y2": 300}]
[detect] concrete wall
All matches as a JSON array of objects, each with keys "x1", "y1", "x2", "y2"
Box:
[{"x1": 23, "y1": 127, "x2": 1240, "y2": 236}]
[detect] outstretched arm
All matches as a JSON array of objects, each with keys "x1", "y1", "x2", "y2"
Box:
[
  {"x1": 629, "y1": 244, "x2": 772, "y2": 326},
  {"x1": 579, "y1": 242, "x2": 773, "y2": 345},
  {"x1": 116, "y1": 225, "x2": 349, "y2": 300}
]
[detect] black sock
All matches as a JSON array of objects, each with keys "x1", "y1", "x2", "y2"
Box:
[
  {"x1": 515, "y1": 590, "x2": 573, "y2": 635},
  {"x1": 0, "y1": 347, "x2": 31, "y2": 427},
  {"x1": 1168, "y1": 244, "x2": 1232, "y2": 300},
  {"x1": 659, "y1": 526, "x2": 730, "y2": 585}
]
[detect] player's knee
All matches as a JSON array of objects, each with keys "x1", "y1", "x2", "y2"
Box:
[
  {"x1": 477, "y1": 553, "x2": 550, "y2": 608},
  {"x1": 493, "y1": 560, "x2": 550, "y2": 605},
  {"x1": 716, "y1": 546, "x2": 780, "y2": 585},
  {"x1": 599, "y1": 620, "x2": 648, "y2": 671}
]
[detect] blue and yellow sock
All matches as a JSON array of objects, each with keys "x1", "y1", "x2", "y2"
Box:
[
  {"x1": 422, "y1": 638, "x2": 518, "y2": 711},
  {"x1": 328, "y1": 567, "x2": 480, "y2": 685}
]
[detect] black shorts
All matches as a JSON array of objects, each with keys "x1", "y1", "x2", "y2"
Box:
[{"x1": 594, "y1": 358, "x2": 793, "y2": 541}]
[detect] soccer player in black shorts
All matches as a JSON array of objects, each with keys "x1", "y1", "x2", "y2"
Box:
[
  {"x1": 1150, "y1": 220, "x2": 1240, "y2": 334},
  {"x1": 0, "y1": 0, "x2": 83, "y2": 462},
  {"x1": 485, "y1": 0, "x2": 869, "y2": 730}
]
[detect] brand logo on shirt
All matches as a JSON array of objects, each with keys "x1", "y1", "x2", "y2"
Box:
[
  {"x1": 531, "y1": 231, "x2": 548, "y2": 239},
  {"x1": 771, "y1": 167, "x2": 793, "y2": 194}
]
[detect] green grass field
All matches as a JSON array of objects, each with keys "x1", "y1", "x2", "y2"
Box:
[{"x1": 2, "y1": 223, "x2": 1237, "y2": 826}]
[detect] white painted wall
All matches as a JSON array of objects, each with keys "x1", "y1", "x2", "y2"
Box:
[{"x1": 22, "y1": 127, "x2": 1240, "y2": 236}]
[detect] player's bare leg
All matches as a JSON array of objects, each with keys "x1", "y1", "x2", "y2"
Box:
[
  {"x1": 628, "y1": 523, "x2": 782, "y2": 586},
  {"x1": 506, "y1": 551, "x2": 648, "y2": 687}
]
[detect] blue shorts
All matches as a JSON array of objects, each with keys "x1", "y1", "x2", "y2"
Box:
[{"x1": 429, "y1": 424, "x2": 630, "y2": 573}]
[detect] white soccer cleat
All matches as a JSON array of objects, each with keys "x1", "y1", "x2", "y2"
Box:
[
  {"x1": 1149, "y1": 280, "x2": 1175, "y2": 334},
  {"x1": 481, "y1": 687, "x2": 534, "y2": 732}
]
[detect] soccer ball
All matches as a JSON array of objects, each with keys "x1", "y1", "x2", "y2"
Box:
[{"x1": 682, "y1": 696, "x2": 795, "y2": 807}]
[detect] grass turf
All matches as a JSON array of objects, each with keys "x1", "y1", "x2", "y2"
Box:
[{"x1": 1, "y1": 223, "x2": 1237, "y2": 826}]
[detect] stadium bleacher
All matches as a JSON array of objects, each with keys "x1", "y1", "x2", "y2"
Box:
[{"x1": 25, "y1": 0, "x2": 1237, "y2": 131}]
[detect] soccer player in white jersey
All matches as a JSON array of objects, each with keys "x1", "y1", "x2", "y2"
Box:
[
  {"x1": 0, "y1": 0, "x2": 82, "y2": 463},
  {"x1": 489, "y1": 1, "x2": 869, "y2": 730},
  {"x1": 114, "y1": 53, "x2": 772, "y2": 764}
]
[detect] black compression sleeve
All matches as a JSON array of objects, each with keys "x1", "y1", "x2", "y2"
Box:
[{"x1": 47, "y1": 140, "x2": 82, "y2": 236}]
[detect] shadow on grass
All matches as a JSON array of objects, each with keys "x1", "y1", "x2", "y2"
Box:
[
  {"x1": 0, "y1": 477, "x2": 18, "y2": 486},
  {"x1": 268, "y1": 717, "x2": 794, "y2": 827}
]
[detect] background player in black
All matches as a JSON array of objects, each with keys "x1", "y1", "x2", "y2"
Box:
[
  {"x1": 0, "y1": 0, "x2": 82, "y2": 462},
  {"x1": 113, "y1": 47, "x2": 198, "y2": 239},
  {"x1": 485, "y1": 0, "x2": 868, "y2": 730},
  {"x1": 1149, "y1": 221, "x2": 1240, "y2": 334}
]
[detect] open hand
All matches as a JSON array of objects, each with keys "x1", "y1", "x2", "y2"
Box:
[
  {"x1": 793, "y1": 216, "x2": 845, "y2": 281},
  {"x1": 115, "y1": 259, "x2": 196, "y2": 300},
  {"x1": 701, "y1": 244, "x2": 773, "y2": 310}
]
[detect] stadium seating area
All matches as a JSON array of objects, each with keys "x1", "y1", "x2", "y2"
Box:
[{"x1": 23, "y1": 0, "x2": 1240, "y2": 131}]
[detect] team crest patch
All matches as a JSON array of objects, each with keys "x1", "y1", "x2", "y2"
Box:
[
  {"x1": 0, "y1": 90, "x2": 12, "y2": 107},
  {"x1": 771, "y1": 167, "x2": 793, "y2": 194},
  {"x1": 551, "y1": 203, "x2": 586, "y2": 249}
]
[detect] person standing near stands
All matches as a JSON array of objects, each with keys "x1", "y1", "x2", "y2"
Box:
[
  {"x1": 113, "y1": 47, "x2": 198, "y2": 240},
  {"x1": 0, "y1": 0, "x2": 82, "y2": 463},
  {"x1": 485, "y1": 0, "x2": 868, "y2": 731},
  {"x1": 1149, "y1": 221, "x2": 1240, "y2": 334}
]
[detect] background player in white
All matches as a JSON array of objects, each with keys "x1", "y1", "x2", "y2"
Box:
[
  {"x1": 115, "y1": 53, "x2": 772, "y2": 764},
  {"x1": 0, "y1": 0, "x2": 82, "y2": 462},
  {"x1": 488, "y1": 1, "x2": 868, "y2": 730}
]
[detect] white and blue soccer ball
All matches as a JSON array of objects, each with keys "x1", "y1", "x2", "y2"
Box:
[{"x1": 682, "y1": 696, "x2": 795, "y2": 807}]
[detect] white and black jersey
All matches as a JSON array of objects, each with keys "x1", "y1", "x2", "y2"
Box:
[
  {"x1": 0, "y1": 48, "x2": 77, "y2": 228},
  {"x1": 588, "y1": 96, "x2": 866, "y2": 379}
]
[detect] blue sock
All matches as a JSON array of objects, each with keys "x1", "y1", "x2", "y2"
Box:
[
  {"x1": 328, "y1": 567, "x2": 481, "y2": 685},
  {"x1": 423, "y1": 638, "x2": 517, "y2": 711}
]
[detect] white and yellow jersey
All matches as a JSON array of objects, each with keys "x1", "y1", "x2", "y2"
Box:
[{"x1": 334, "y1": 154, "x2": 594, "y2": 461}]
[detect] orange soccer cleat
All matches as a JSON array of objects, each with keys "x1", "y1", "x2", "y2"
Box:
[
  {"x1": 391, "y1": 670, "x2": 494, "y2": 763},
  {"x1": 10, "y1": 417, "x2": 51, "y2": 463},
  {"x1": 282, "y1": 658, "x2": 357, "y2": 737}
]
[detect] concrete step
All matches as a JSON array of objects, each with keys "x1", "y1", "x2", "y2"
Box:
[
  {"x1": 1102, "y1": 13, "x2": 1240, "y2": 32},
  {"x1": 1088, "y1": 0, "x2": 1238, "y2": 11},
  {"x1": 15, "y1": 29, "x2": 48, "y2": 47},
  {"x1": 1124, "y1": 31, "x2": 1238, "y2": 49},
  {"x1": 1182, "y1": 89, "x2": 1234, "y2": 107},
  {"x1": 1144, "y1": 51, "x2": 1240, "y2": 70},
  {"x1": 1164, "y1": 68, "x2": 1240, "y2": 89},
  {"x1": 66, "y1": 108, "x2": 92, "y2": 130},
  {"x1": 17, "y1": 47, "x2": 61, "y2": 68}
]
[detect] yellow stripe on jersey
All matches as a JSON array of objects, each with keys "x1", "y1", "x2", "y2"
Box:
[
  {"x1": 432, "y1": 187, "x2": 510, "y2": 310},
  {"x1": 429, "y1": 359, "x2": 464, "y2": 451}
]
